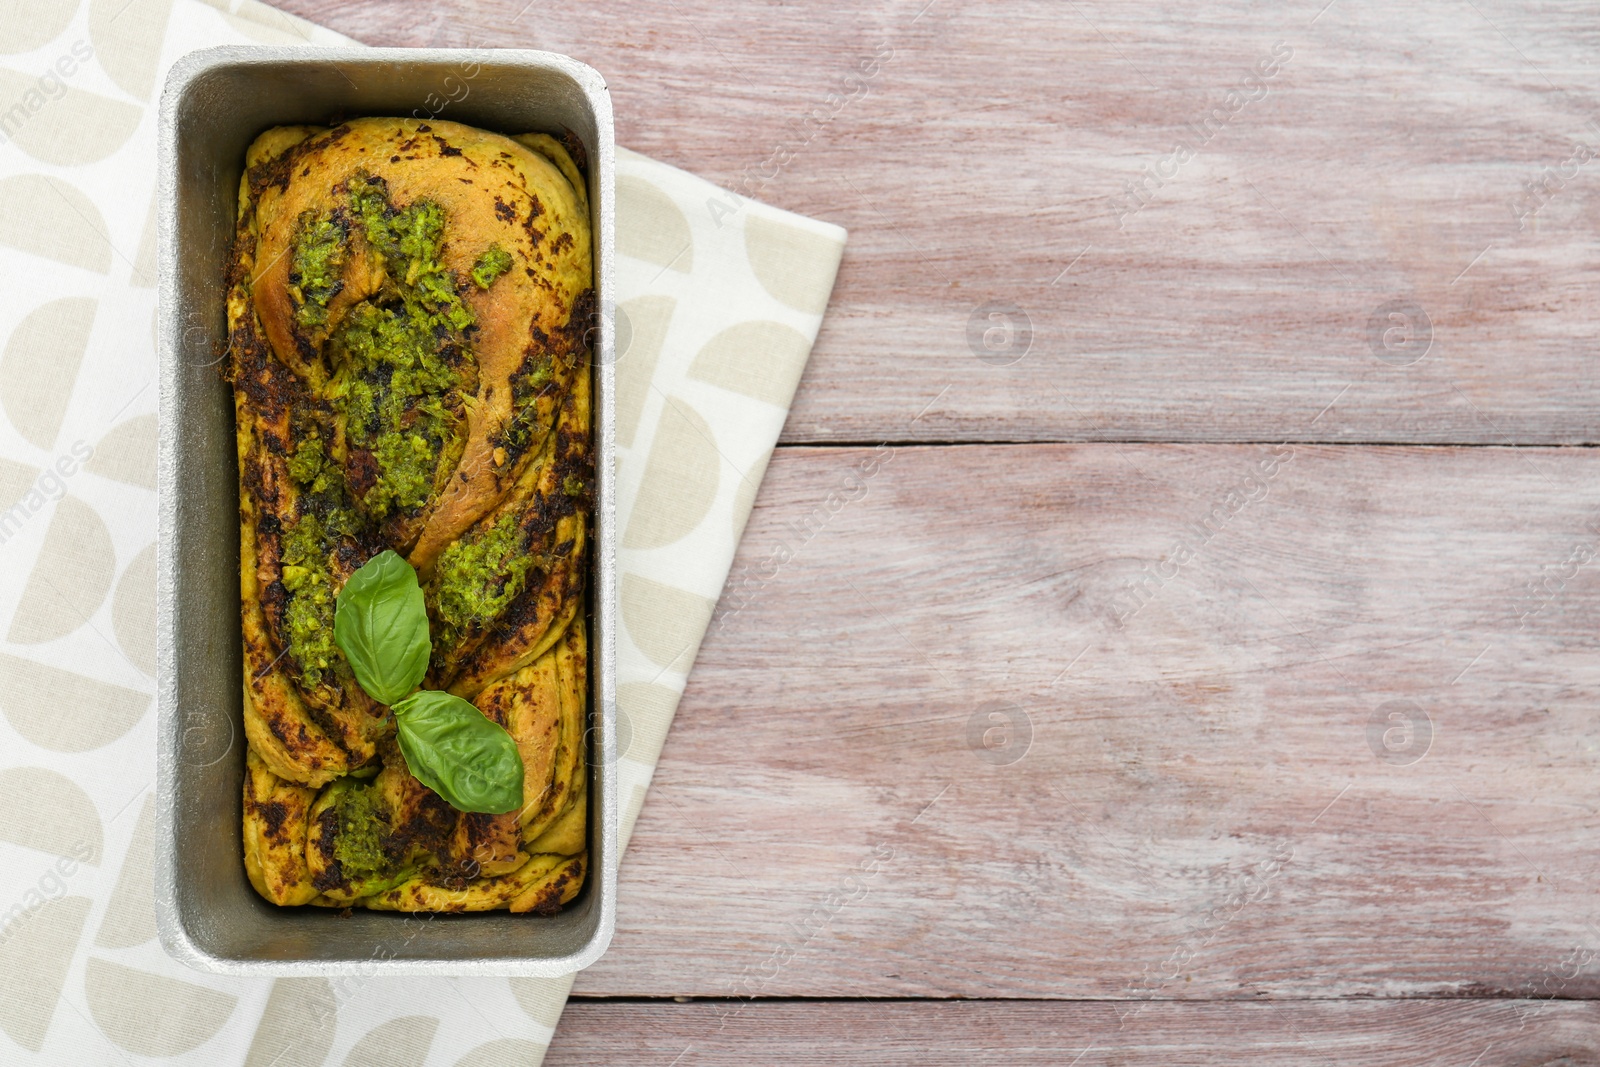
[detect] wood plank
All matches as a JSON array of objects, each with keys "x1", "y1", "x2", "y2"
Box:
[
  {"x1": 548, "y1": 999, "x2": 1600, "y2": 1065},
  {"x1": 280, "y1": 0, "x2": 1600, "y2": 444},
  {"x1": 569, "y1": 443, "x2": 1600, "y2": 997}
]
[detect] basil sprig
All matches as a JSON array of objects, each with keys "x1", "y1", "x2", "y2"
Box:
[
  {"x1": 333, "y1": 550, "x2": 430, "y2": 704},
  {"x1": 333, "y1": 551, "x2": 524, "y2": 815},
  {"x1": 392, "y1": 691, "x2": 524, "y2": 814}
]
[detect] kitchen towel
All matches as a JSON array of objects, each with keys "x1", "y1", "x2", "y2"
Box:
[{"x1": 0, "y1": 0, "x2": 845, "y2": 1063}]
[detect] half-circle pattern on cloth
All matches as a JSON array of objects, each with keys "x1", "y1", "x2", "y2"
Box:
[
  {"x1": 131, "y1": 195, "x2": 158, "y2": 287},
  {"x1": 0, "y1": 896, "x2": 89, "y2": 1052},
  {"x1": 94, "y1": 792, "x2": 155, "y2": 948},
  {"x1": 614, "y1": 295, "x2": 675, "y2": 449},
  {"x1": 688, "y1": 319, "x2": 812, "y2": 408},
  {"x1": 744, "y1": 214, "x2": 845, "y2": 314},
  {"x1": 616, "y1": 175, "x2": 693, "y2": 273},
  {"x1": 112, "y1": 542, "x2": 156, "y2": 676},
  {"x1": 89, "y1": 0, "x2": 175, "y2": 101},
  {"x1": 620, "y1": 573, "x2": 715, "y2": 671},
  {"x1": 623, "y1": 397, "x2": 720, "y2": 551},
  {"x1": 0, "y1": 766, "x2": 103, "y2": 865},
  {"x1": 0, "y1": 70, "x2": 143, "y2": 166},
  {"x1": 1, "y1": 296, "x2": 95, "y2": 451},
  {"x1": 84, "y1": 957, "x2": 237, "y2": 1056},
  {"x1": 8, "y1": 495, "x2": 116, "y2": 645},
  {"x1": 507, "y1": 977, "x2": 564, "y2": 1029},
  {"x1": 0, "y1": 456, "x2": 39, "y2": 509},
  {"x1": 342, "y1": 1014, "x2": 440, "y2": 1067},
  {"x1": 242, "y1": 978, "x2": 338, "y2": 1067},
  {"x1": 0, "y1": 0, "x2": 76, "y2": 53},
  {"x1": 0, "y1": 652, "x2": 150, "y2": 752},
  {"x1": 0, "y1": 175, "x2": 114, "y2": 273},
  {"x1": 617, "y1": 681, "x2": 682, "y2": 769},
  {"x1": 88, "y1": 414, "x2": 157, "y2": 489}
]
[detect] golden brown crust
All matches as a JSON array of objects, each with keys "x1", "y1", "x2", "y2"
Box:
[
  {"x1": 232, "y1": 117, "x2": 591, "y2": 914},
  {"x1": 242, "y1": 117, "x2": 591, "y2": 567},
  {"x1": 238, "y1": 449, "x2": 353, "y2": 788},
  {"x1": 432, "y1": 370, "x2": 591, "y2": 692},
  {"x1": 365, "y1": 853, "x2": 585, "y2": 914},
  {"x1": 508, "y1": 855, "x2": 585, "y2": 915},
  {"x1": 242, "y1": 750, "x2": 323, "y2": 905},
  {"x1": 231, "y1": 219, "x2": 386, "y2": 782}
]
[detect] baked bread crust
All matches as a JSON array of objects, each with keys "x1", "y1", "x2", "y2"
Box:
[{"x1": 227, "y1": 117, "x2": 591, "y2": 913}]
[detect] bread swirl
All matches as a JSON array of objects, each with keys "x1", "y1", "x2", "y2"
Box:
[{"x1": 226, "y1": 117, "x2": 592, "y2": 914}]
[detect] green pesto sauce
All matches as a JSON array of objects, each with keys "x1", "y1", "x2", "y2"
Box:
[
  {"x1": 495, "y1": 358, "x2": 554, "y2": 457},
  {"x1": 516, "y1": 360, "x2": 553, "y2": 397},
  {"x1": 280, "y1": 435, "x2": 359, "y2": 688},
  {"x1": 332, "y1": 780, "x2": 392, "y2": 881},
  {"x1": 280, "y1": 512, "x2": 339, "y2": 688},
  {"x1": 285, "y1": 435, "x2": 325, "y2": 485},
  {"x1": 563, "y1": 474, "x2": 583, "y2": 497},
  {"x1": 430, "y1": 511, "x2": 541, "y2": 643},
  {"x1": 289, "y1": 211, "x2": 346, "y2": 327},
  {"x1": 347, "y1": 179, "x2": 475, "y2": 335},
  {"x1": 335, "y1": 301, "x2": 460, "y2": 518},
  {"x1": 327, "y1": 174, "x2": 479, "y2": 518},
  {"x1": 470, "y1": 244, "x2": 514, "y2": 289}
]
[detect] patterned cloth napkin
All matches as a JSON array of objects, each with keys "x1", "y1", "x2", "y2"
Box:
[{"x1": 0, "y1": 1, "x2": 845, "y2": 1063}]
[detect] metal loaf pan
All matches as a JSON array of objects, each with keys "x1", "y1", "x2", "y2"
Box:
[{"x1": 155, "y1": 46, "x2": 617, "y2": 976}]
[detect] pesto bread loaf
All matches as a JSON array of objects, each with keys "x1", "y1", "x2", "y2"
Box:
[{"x1": 226, "y1": 117, "x2": 592, "y2": 914}]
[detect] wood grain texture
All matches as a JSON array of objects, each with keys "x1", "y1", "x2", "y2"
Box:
[
  {"x1": 566, "y1": 443, "x2": 1600, "y2": 997},
  {"x1": 265, "y1": 0, "x2": 1600, "y2": 1048},
  {"x1": 276, "y1": 0, "x2": 1600, "y2": 444},
  {"x1": 548, "y1": 999, "x2": 1600, "y2": 1066}
]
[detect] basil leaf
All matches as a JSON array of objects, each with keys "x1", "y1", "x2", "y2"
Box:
[
  {"x1": 391, "y1": 690, "x2": 524, "y2": 814},
  {"x1": 333, "y1": 550, "x2": 431, "y2": 705}
]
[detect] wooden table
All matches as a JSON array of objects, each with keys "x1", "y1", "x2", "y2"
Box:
[{"x1": 281, "y1": 1, "x2": 1600, "y2": 1061}]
